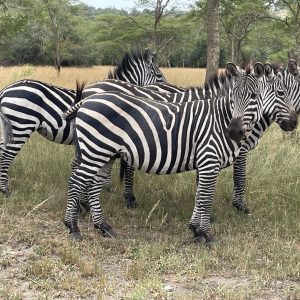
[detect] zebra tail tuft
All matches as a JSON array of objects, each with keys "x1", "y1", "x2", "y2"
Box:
[
  {"x1": 62, "y1": 80, "x2": 87, "y2": 122},
  {"x1": 75, "y1": 80, "x2": 87, "y2": 104},
  {"x1": 0, "y1": 111, "x2": 13, "y2": 145},
  {"x1": 119, "y1": 159, "x2": 126, "y2": 182}
]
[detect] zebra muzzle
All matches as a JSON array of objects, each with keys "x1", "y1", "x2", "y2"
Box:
[
  {"x1": 227, "y1": 118, "x2": 246, "y2": 143},
  {"x1": 279, "y1": 110, "x2": 298, "y2": 132}
]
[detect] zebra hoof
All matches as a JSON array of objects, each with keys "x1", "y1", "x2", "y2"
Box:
[
  {"x1": 194, "y1": 233, "x2": 214, "y2": 247},
  {"x1": 1, "y1": 188, "x2": 11, "y2": 197},
  {"x1": 189, "y1": 224, "x2": 213, "y2": 247},
  {"x1": 97, "y1": 223, "x2": 117, "y2": 238},
  {"x1": 124, "y1": 195, "x2": 137, "y2": 209},
  {"x1": 69, "y1": 232, "x2": 83, "y2": 241},
  {"x1": 103, "y1": 185, "x2": 112, "y2": 192},
  {"x1": 233, "y1": 202, "x2": 251, "y2": 214}
]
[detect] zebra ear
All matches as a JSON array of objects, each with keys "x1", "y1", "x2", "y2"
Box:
[
  {"x1": 264, "y1": 63, "x2": 274, "y2": 78},
  {"x1": 226, "y1": 63, "x2": 241, "y2": 77},
  {"x1": 253, "y1": 62, "x2": 264, "y2": 78},
  {"x1": 288, "y1": 59, "x2": 299, "y2": 76},
  {"x1": 144, "y1": 48, "x2": 153, "y2": 65}
]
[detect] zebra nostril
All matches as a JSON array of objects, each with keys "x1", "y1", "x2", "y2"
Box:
[
  {"x1": 238, "y1": 129, "x2": 244, "y2": 137},
  {"x1": 293, "y1": 119, "x2": 298, "y2": 127}
]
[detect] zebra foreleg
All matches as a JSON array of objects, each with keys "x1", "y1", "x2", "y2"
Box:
[
  {"x1": 233, "y1": 152, "x2": 250, "y2": 214},
  {"x1": 189, "y1": 165, "x2": 219, "y2": 246}
]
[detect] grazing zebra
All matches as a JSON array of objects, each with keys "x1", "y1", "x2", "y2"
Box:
[
  {"x1": 63, "y1": 62, "x2": 268, "y2": 244},
  {"x1": 0, "y1": 49, "x2": 165, "y2": 195},
  {"x1": 232, "y1": 60, "x2": 299, "y2": 213}
]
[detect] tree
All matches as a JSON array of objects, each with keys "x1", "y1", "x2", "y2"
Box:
[
  {"x1": 40, "y1": 0, "x2": 76, "y2": 73},
  {"x1": 205, "y1": 0, "x2": 220, "y2": 81},
  {"x1": 127, "y1": 0, "x2": 177, "y2": 54},
  {"x1": 270, "y1": 0, "x2": 300, "y2": 62},
  {"x1": 220, "y1": 0, "x2": 269, "y2": 64}
]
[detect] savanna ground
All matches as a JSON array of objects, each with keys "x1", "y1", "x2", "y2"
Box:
[{"x1": 0, "y1": 66, "x2": 299, "y2": 300}]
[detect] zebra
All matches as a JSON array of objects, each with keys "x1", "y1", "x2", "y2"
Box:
[
  {"x1": 63, "y1": 73, "x2": 234, "y2": 205},
  {"x1": 0, "y1": 49, "x2": 165, "y2": 195},
  {"x1": 63, "y1": 62, "x2": 269, "y2": 244},
  {"x1": 63, "y1": 63, "x2": 297, "y2": 211},
  {"x1": 232, "y1": 60, "x2": 300, "y2": 213},
  {"x1": 63, "y1": 71, "x2": 239, "y2": 209}
]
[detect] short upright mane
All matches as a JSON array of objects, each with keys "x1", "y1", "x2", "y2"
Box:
[
  {"x1": 270, "y1": 63, "x2": 285, "y2": 75},
  {"x1": 202, "y1": 71, "x2": 233, "y2": 98},
  {"x1": 107, "y1": 49, "x2": 149, "y2": 80}
]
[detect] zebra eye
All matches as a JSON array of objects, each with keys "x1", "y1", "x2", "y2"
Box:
[{"x1": 250, "y1": 92, "x2": 257, "y2": 99}]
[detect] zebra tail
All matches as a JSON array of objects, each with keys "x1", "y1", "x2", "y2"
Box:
[
  {"x1": 62, "y1": 80, "x2": 87, "y2": 122},
  {"x1": 62, "y1": 103, "x2": 82, "y2": 122},
  {"x1": 119, "y1": 159, "x2": 126, "y2": 182},
  {"x1": 0, "y1": 111, "x2": 13, "y2": 145},
  {"x1": 75, "y1": 80, "x2": 87, "y2": 104}
]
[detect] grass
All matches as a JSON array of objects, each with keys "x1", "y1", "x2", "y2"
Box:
[{"x1": 0, "y1": 66, "x2": 299, "y2": 299}]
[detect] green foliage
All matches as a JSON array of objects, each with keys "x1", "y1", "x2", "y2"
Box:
[{"x1": 0, "y1": 0, "x2": 299, "y2": 66}]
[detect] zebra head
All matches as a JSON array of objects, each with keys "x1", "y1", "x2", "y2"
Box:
[
  {"x1": 261, "y1": 63, "x2": 298, "y2": 131},
  {"x1": 275, "y1": 59, "x2": 300, "y2": 115},
  {"x1": 107, "y1": 49, "x2": 166, "y2": 85},
  {"x1": 226, "y1": 62, "x2": 264, "y2": 143}
]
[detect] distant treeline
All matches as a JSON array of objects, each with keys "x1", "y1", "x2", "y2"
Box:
[{"x1": 0, "y1": 0, "x2": 299, "y2": 67}]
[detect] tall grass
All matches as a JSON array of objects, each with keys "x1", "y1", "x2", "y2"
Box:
[
  {"x1": 0, "y1": 65, "x2": 206, "y2": 89},
  {"x1": 0, "y1": 66, "x2": 299, "y2": 300}
]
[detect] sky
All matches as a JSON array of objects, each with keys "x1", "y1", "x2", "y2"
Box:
[
  {"x1": 81, "y1": 0, "x2": 137, "y2": 9},
  {"x1": 80, "y1": 0, "x2": 194, "y2": 10}
]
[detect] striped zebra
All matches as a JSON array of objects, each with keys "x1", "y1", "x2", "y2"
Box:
[
  {"x1": 232, "y1": 60, "x2": 299, "y2": 213},
  {"x1": 0, "y1": 49, "x2": 165, "y2": 195},
  {"x1": 63, "y1": 62, "x2": 268, "y2": 244},
  {"x1": 64, "y1": 74, "x2": 233, "y2": 207},
  {"x1": 64, "y1": 63, "x2": 297, "y2": 211}
]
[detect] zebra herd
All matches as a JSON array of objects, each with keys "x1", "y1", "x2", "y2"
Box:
[{"x1": 0, "y1": 49, "x2": 299, "y2": 245}]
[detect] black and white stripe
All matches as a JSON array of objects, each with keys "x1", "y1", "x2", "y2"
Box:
[
  {"x1": 232, "y1": 61, "x2": 299, "y2": 213},
  {"x1": 0, "y1": 49, "x2": 165, "y2": 194},
  {"x1": 63, "y1": 63, "x2": 268, "y2": 243}
]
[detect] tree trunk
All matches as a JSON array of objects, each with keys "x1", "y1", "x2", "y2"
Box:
[
  {"x1": 55, "y1": 27, "x2": 61, "y2": 75},
  {"x1": 205, "y1": 0, "x2": 220, "y2": 82}
]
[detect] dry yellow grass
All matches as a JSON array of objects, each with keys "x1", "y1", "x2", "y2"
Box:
[{"x1": 0, "y1": 65, "x2": 207, "y2": 89}]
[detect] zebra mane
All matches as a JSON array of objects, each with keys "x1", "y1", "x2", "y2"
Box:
[
  {"x1": 270, "y1": 63, "x2": 285, "y2": 75},
  {"x1": 107, "y1": 49, "x2": 151, "y2": 80},
  {"x1": 202, "y1": 71, "x2": 233, "y2": 98},
  {"x1": 245, "y1": 66, "x2": 252, "y2": 75}
]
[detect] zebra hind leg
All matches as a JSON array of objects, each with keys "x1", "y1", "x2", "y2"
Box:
[
  {"x1": 89, "y1": 162, "x2": 117, "y2": 238},
  {"x1": 121, "y1": 161, "x2": 137, "y2": 209},
  {"x1": 71, "y1": 156, "x2": 91, "y2": 214},
  {"x1": 0, "y1": 141, "x2": 29, "y2": 196}
]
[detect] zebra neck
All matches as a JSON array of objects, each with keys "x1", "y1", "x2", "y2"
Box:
[{"x1": 213, "y1": 94, "x2": 233, "y2": 133}]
